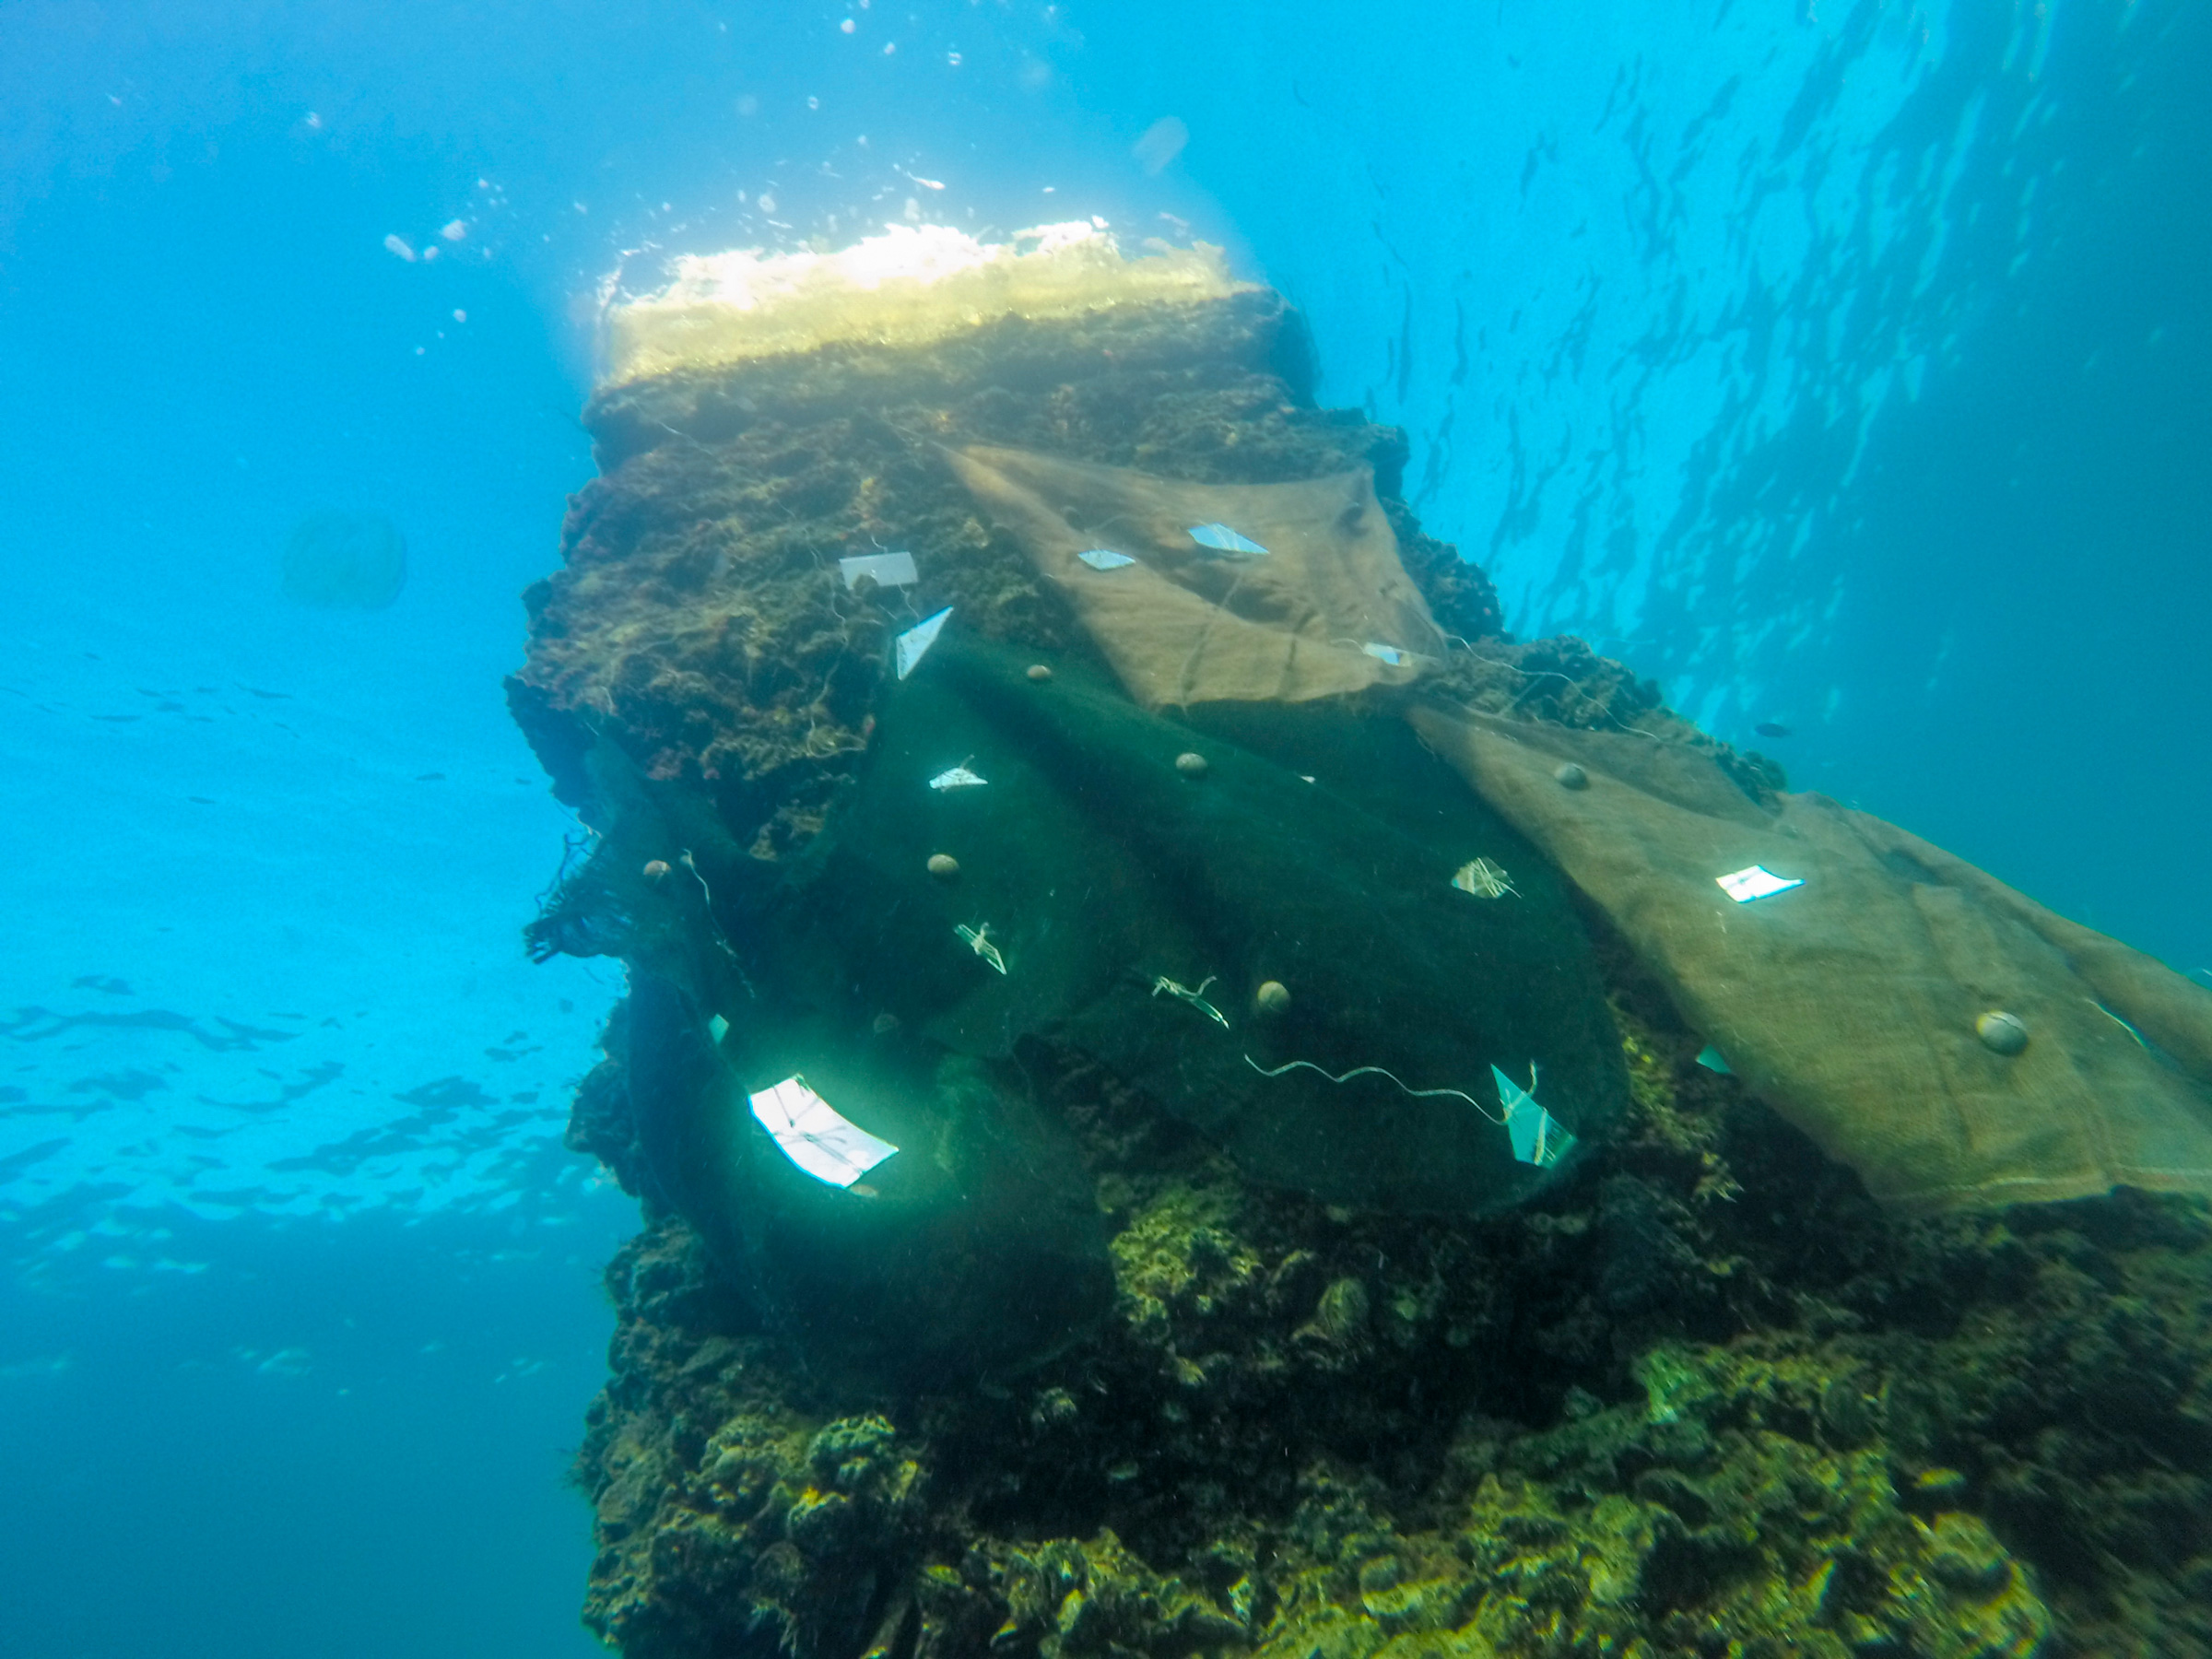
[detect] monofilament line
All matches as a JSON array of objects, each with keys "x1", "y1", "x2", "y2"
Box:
[{"x1": 1243, "y1": 1055, "x2": 1506, "y2": 1124}]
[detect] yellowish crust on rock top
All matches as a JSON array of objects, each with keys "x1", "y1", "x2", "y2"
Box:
[{"x1": 596, "y1": 220, "x2": 1250, "y2": 387}]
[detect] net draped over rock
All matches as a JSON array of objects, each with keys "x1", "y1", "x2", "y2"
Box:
[
  {"x1": 742, "y1": 637, "x2": 1627, "y2": 1217},
  {"x1": 1410, "y1": 705, "x2": 2212, "y2": 1213},
  {"x1": 948, "y1": 445, "x2": 1442, "y2": 710}
]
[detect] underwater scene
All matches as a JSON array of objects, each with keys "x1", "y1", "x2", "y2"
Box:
[{"x1": 5, "y1": 4, "x2": 2211, "y2": 1656}]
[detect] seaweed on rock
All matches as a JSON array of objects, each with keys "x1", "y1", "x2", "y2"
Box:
[{"x1": 519, "y1": 281, "x2": 2212, "y2": 1659}]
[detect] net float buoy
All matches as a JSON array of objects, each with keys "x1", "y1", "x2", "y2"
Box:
[{"x1": 1976, "y1": 1010, "x2": 2029, "y2": 1055}]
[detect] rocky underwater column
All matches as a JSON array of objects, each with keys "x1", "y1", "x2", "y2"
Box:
[{"x1": 510, "y1": 224, "x2": 2212, "y2": 1659}]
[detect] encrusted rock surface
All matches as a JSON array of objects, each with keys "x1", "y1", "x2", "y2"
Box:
[
  {"x1": 520, "y1": 288, "x2": 2212, "y2": 1658},
  {"x1": 568, "y1": 980, "x2": 2212, "y2": 1658}
]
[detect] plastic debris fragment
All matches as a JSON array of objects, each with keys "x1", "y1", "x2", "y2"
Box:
[
  {"x1": 1186, "y1": 522, "x2": 1269, "y2": 557},
  {"x1": 1452, "y1": 858, "x2": 1521, "y2": 899},
  {"x1": 1244, "y1": 1054, "x2": 1505, "y2": 1122},
  {"x1": 1077, "y1": 547, "x2": 1138, "y2": 570},
  {"x1": 1151, "y1": 973, "x2": 1230, "y2": 1030},
  {"x1": 1696, "y1": 1045, "x2": 1731, "y2": 1074},
  {"x1": 748, "y1": 1076, "x2": 900, "y2": 1188},
  {"x1": 927, "y1": 764, "x2": 988, "y2": 790},
  {"x1": 708, "y1": 1015, "x2": 730, "y2": 1044},
  {"x1": 1716, "y1": 865, "x2": 1803, "y2": 903},
  {"x1": 839, "y1": 550, "x2": 919, "y2": 589},
  {"x1": 896, "y1": 606, "x2": 953, "y2": 679},
  {"x1": 956, "y1": 922, "x2": 1007, "y2": 974},
  {"x1": 1361, "y1": 641, "x2": 1406, "y2": 665},
  {"x1": 2092, "y1": 1002, "x2": 2151, "y2": 1051},
  {"x1": 1490, "y1": 1063, "x2": 1575, "y2": 1168}
]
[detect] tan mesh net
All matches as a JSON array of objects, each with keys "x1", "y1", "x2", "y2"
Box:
[
  {"x1": 955, "y1": 439, "x2": 2212, "y2": 1212},
  {"x1": 1410, "y1": 706, "x2": 2212, "y2": 1213},
  {"x1": 948, "y1": 445, "x2": 1442, "y2": 709}
]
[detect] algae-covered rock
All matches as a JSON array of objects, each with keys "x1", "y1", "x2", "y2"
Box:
[{"x1": 525, "y1": 230, "x2": 2212, "y2": 1659}]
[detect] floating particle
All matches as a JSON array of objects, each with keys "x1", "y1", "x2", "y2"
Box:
[{"x1": 1133, "y1": 116, "x2": 1189, "y2": 175}]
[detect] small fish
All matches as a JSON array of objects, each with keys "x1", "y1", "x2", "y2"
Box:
[{"x1": 1753, "y1": 722, "x2": 1793, "y2": 739}]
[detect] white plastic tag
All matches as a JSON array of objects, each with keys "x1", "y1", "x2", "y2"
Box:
[
  {"x1": 1186, "y1": 523, "x2": 1269, "y2": 557},
  {"x1": 895, "y1": 607, "x2": 952, "y2": 679},
  {"x1": 1716, "y1": 865, "x2": 1804, "y2": 903},
  {"x1": 748, "y1": 1077, "x2": 899, "y2": 1188},
  {"x1": 838, "y1": 551, "x2": 918, "y2": 589}
]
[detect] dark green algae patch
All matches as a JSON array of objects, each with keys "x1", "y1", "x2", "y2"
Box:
[{"x1": 516, "y1": 293, "x2": 2212, "y2": 1658}]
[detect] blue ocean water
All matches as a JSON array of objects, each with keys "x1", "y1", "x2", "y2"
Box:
[{"x1": 2, "y1": 3, "x2": 2205, "y2": 1654}]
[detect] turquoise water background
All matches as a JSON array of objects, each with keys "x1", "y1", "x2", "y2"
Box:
[{"x1": 2, "y1": 3, "x2": 2205, "y2": 1654}]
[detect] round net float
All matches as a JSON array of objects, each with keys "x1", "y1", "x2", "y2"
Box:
[
  {"x1": 926, "y1": 853, "x2": 960, "y2": 880},
  {"x1": 1254, "y1": 980, "x2": 1292, "y2": 1017},
  {"x1": 641, "y1": 859, "x2": 672, "y2": 884},
  {"x1": 1553, "y1": 762, "x2": 1589, "y2": 791},
  {"x1": 1976, "y1": 1010, "x2": 2030, "y2": 1055},
  {"x1": 1027, "y1": 663, "x2": 1053, "y2": 681},
  {"x1": 1174, "y1": 751, "x2": 1209, "y2": 778}
]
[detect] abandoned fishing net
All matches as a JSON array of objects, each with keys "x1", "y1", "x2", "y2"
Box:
[
  {"x1": 1409, "y1": 705, "x2": 2212, "y2": 1213},
  {"x1": 945, "y1": 445, "x2": 1443, "y2": 708},
  {"x1": 746, "y1": 634, "x2": 1625, "y2": 1217},
  {"x1": 518, "y1": 221, "x2": 2212, "y2": 1401}
]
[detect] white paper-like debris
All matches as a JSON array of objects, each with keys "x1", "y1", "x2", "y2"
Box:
[
  {"x1": 1452, "y1": 858, "x2": 1519, "y2": 899},
  {"x1": 1187, "y1": 523, "x2": 1269, "y2": 557},
  {"x1": 1716, "y1": 865, "x2": 1804, "y2": 903},
  {"x1": 928, "y1": 765, "x2": 988, "y2": 790},
  {"x1": 1077, "y1": 548, "x2": 1137, "y2": 570},
  {"x1": 839, "y1": 550, "x2": 919, "y2": 589},
  {"x1": 955, "y1": 923, "x2": 1008, "y2": 974},
  {"x1": 896, "y1": 606, "x2": 952, "y2": 679},
  {"x1": 748, "y1": 1077, "x2": 899, "y2": 1188},
  {"x1": 1490, "y1": 1064, "x2": 1574, "y2": 1169},
  {"x1": 1362, "y1": 641, "x2": 1406, "y2": 665}
]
